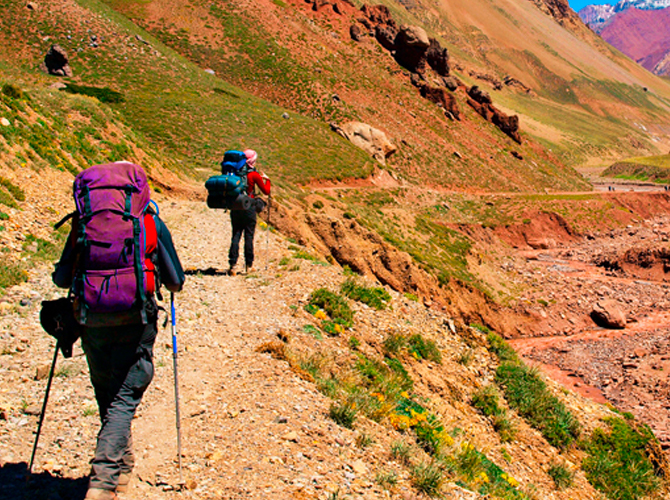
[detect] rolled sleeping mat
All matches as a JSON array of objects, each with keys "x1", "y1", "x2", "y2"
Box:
[{"x1": 229, "y1": 194, "x2": 252, "y2": 211}]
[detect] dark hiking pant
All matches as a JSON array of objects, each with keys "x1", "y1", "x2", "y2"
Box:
[
  {"x1": 229, "y1": 206, "x2": 257, "y2": 268},
  {"x1": 81, "y1": 320, "x2": 157, "y2": 491}
]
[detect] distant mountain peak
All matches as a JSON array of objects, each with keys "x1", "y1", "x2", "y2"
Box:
[{"x1": 579, "y1": 1, "x2": 670, "y2": 76}]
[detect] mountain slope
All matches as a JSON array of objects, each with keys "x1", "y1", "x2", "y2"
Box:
[{"x1": 599, "y1": 7, "x2": 670, "y2": 76}]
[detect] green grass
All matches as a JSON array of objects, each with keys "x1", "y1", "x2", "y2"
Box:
[
  {"x1": 329, "y1": 402, "x2": 357, "y2": 429},
  {"x1": 445, "y1": 443, "x2": 527, "y2": 498},
  {"x1": 307, "y1": 288, "x2": 354, "y2": 328},
  {"x1": 341, "y1": 278, "x2": 391, "y2": 310},
  {"x1": 604, "y1": 155, "x2": 670, "y2": 183},
  {"x1": 495, "y1": 362, "x2": 580, "y2": 450},
  {"x1": 472, "y1": 385, "x2": 516, "y2": 442},
  {"x1": 581, "y1": 416, "x2": 664, "y2": 500}
]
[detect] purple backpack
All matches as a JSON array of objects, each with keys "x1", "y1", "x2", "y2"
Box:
[{"x1": 71, "y1": 162, "x2": 157, "y2": 325}]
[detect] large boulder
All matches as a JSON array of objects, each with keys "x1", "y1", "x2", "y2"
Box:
[
  {"x1": 468, "y1": 85, "x2": 492, "y2": 105},
  {"x1": 330, "y1": 121, "x2": 396, "y2": 165},
  {"x1": 375, "y1": 25, "x2": 397, "y2": 51},
  {"x1": 591, "y1": 300, "x2": 627, "y2": 329},
  {"x1": 426, "y1": 38, "x2": 449, "y2": 76},
  {"x1": 350, "y1": 24, "x2": 364, "y2": 42},
  {"x1": 42, "y1": 45, "x2": 73, "y2": 77},
  {"x1": 393, "y1": 25, "x2": 430, "y2": 73}
]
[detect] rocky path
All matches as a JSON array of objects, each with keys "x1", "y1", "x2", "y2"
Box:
[{"x1": 0, "y1": 201, "x2": 457, "y2": 500}]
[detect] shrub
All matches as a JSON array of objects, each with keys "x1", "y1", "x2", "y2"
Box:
[
  {"x1": 2, "y1": 84, "x2": 23, "y2": 99},
  {"x1": 487, "y1": 332, "x2": 519, "y2": 363},
  {"x1": 329, "y1": 402, "x2": 357, "y2": 429},
  {"x1": 408, "y1": 334, "x2": 442, "y2": 363},
  {"x1": 581, "y1": 416, "x2": 664, "y2": 500},
  {"x1": 375, "y1": 470, "x2": 397, "y2": 489},
  {"x1": 341, "y1": 278, "x2": 391, "y2": 310},
  {"x1": 308, "y1": 288, "x2": 354, "y2": 327},
  {"x1": 496, "y1": 362, "x2": 580, "y2": 449},
  {"x1": 355, "y1": 432, "x2": 374, "y2": 448},
  {"x1": 548, "y1": 461, "x2": 574, "y2": 490},
  {"x1": 383, "y1": 333, "x2": 406, "y2": 355},
  {"x1": 472, "y1": 385, "x2": 503, "y2": 417},
  {"x1": 411, "y1": 462, "x2": 444, "y2": 497},
  {"x1": 390, "y1": 440, "x2": 412, "y2": 465},
  {"x1": 0, "y1": 262, "x2": 28, "y2": 288},
  {"x1": 312, "y1": 200, "x2": 324, "y2": 209}
]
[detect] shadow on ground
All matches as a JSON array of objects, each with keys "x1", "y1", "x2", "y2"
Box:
[
  {"x1": 184, "y1": 267, "x2": 228, "y2": 276},
  {"x1": 0, "y1": 462, "x2": 88, "y2": 500}
]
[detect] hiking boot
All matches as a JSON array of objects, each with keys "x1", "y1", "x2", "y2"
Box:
[
  {"x1": 245, "y1": 264, "x2": 255, "y2": 275},
  {"x1": 116, "y1": 472, "x2": 132, "y2": 493},
  {"x1": 227, "y1": 266, "x2": 236, "y2": 276},
  {"x1": 85, "y1": 488, "x2": 118, "y2": 500}
]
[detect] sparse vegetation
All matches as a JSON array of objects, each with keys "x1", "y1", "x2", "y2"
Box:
[
  {"x1": 581, "y1": 416, "x2": 665, "y2": 500},
  {"x1": 341, "y1": 278, "x2": 391, "y2": 310},
  {"x1": 329, "y1": 402, "x2": 357, "y2": 429},
  {"x1": 547, "y1": 461, "x2": 574, "y2": 490},
  {"x1": 410, "y1": 462, "x2": 444, "y2": 497}
]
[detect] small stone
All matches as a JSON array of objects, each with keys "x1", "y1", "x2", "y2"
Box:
[
  {"x1": 204, "y1": 69, "x2": 215, "y2": 75},
  {"x1": 282, "y1": 431, "x2": 299, "y2": 442},
  {"x1": 350, "y1": 459, "x2": 367, "y2": 475},
  {"x1": 35, "y1": 365, "x2": 50, "y2": 380},
  {"x1": 282, "y1": 112, "x2": 290, "y2": 119},
  {"x1": 274, "y1": 416, "x2": 288, "y2": 424},
  {"x1": 185, "y1": 479, "x2": 197, "y2": 490},
  {"x1": 0, "y1": 118, "x2": 10, "y2": 127},
  {"x1": 24, "y1": 404, "x2": 41, "y2": 416}
]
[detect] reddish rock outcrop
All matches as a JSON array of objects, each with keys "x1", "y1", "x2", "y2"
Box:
[
  {"x1": 419, "y1": 85, "x2": 461, "y2": 120},
  {"x1": 467, "y1": 86, "x2": 521, "y2": 144},
  {"x1": 426, "y1": 38, "x2": 449, "y2": 77}
]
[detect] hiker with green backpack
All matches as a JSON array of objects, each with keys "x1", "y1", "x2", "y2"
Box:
[
  {"x1": 227, "y1": 149, "x2": 271, "y2": 275},
  {"x1": 204, "y1": 148, "x2": 271, "y2": 275},
  {"x1": 50, "y1": 161, "x2": 185, "y2": 500}
]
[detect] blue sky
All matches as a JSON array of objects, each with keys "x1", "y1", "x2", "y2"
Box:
[{"x1": 568, "y1": 0, "x2": 613, "y2": 11}]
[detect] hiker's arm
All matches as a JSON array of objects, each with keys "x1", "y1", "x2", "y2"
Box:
[
  {"x1": 52, "y1": 224, "x2": 78, "y2": 289},
  {"x1": 154, "y1": 215, "x2": 186, "y2": 292},
  {"x1": 250, "y1": 171, "x2": 271, "y2": 195}
]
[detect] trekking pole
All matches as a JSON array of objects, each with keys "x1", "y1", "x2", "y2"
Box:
[
  {"x1": 265, "y1": 194, "x2": 272, "y2": 271},
  {"x1": 170, "y1": 292, "x2": 183, "y2": 484},
  {"x1": 29, "y1": 342, "x2": 59, "y2": 474}
]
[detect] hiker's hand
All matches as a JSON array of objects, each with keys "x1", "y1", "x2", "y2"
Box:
[{"x1": 261, "y1": 173, "x2": 269, "y2": 180}]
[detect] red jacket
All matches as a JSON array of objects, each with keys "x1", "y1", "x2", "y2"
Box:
[{"x1": 247, "y1": 171, "x2": 271, "y2": 198}]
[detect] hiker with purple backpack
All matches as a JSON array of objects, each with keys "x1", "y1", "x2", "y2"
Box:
[{"x1": 52, "y1": 162, "x2": 185, "y2": 500}]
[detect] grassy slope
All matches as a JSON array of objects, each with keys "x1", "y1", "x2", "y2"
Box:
[
  {"x1": 0, "y1": 0, "x2": 375, "y2": 189},
  {"x1": 96, "y1": 0, "x2": 591, "y2": 193},
  {"x1": 604, "y1": 154, "x2": 670, "y2": 183}
]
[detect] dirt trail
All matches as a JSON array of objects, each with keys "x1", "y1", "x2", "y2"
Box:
[{"x1": 0, "y1": 201, "x2": 399, "y2": 499}]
